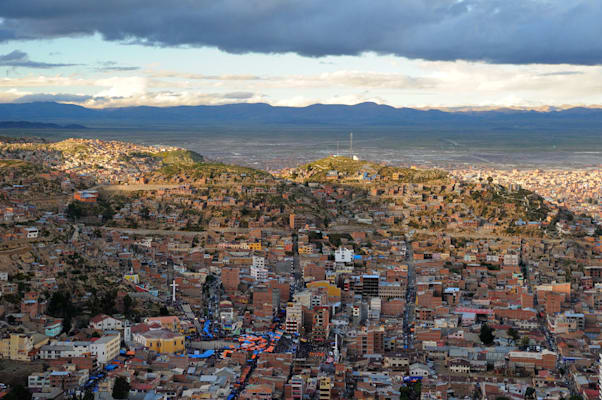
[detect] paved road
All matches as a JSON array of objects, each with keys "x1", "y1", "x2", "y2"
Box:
[
  {"x1": 403, "y1": 239, "x2": 416, "y2": 350},
  {"x1": 95, "y1": 184, "x2": 185, "y2": 192}
]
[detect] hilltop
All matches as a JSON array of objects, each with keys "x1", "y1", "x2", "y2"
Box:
[{"x1": 282, "y1": 155, "x2": 448, "y2": 184}]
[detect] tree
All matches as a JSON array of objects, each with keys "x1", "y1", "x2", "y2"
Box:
[
  {"x1": 519, "y1": 336, "x2": 530, "y2": 350},
  {"x1": 4, "y1": 385, "x2": 32, "y2": 400},
  {"x1": 507, "y1": 327, "x2": 520, "y2": 342},
  {"x1": 480, "y1": 323, "x2": 495, "y2": 346},
  {"x1": 112, "y1": 376, "x2": 130, "y2": 399},
  {"x1": 123, "y1": 294, "x2": 135, "y2": 317}
]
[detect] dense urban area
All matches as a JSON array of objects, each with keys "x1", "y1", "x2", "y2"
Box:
[{"x1": 0, "y1": 136, "x2": 600, "y2": 400}]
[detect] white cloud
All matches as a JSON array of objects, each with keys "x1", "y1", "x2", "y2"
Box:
[{"x1": 95, "y1": 76, "x2": 148, "y2": 98}]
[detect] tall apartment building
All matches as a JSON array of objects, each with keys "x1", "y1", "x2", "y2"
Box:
[
  {"x1": 312, "y1": 306, "x2": 330, "y2": 342},
  {"x1": 285, "y1": 303, "x2": 303, "y2": 334},
  {"x1": 361, "y1": 274, "x2": 379, "y2": 297},
  {"x1": 318, "y1": 376, "x2": 332, "y2": 400}
]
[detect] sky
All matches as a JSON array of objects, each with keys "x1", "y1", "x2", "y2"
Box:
[{"x1": 0, "y1": 0, "x2": 601, "y2": 109}]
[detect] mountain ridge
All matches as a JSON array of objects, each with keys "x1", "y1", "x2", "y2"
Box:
[{"x1": 1, "y1": 101, "x2": 602, "y2": 129}]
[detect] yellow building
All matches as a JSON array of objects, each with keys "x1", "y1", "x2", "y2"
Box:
[
  {"x1": 248, "y1": 242, "x2": 262, "y2": 251},
  {"x1": 306, "y1": 281, "x2": 341, "y2": 298},
  {"x1": 318, "y1": 376, "x2": 331, "y2": 400},
  {"x1": 298, "y1": 245, "x2": 314, "y2": 255},
  {"x1": 140, "y1": 330, "x2": 185, "y2": 354},
  {"x1": 0, "y1": 333, "x2": 48, "y2": 361}
]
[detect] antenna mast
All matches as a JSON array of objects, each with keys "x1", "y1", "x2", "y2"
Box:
[{"x1": 349, "y1": 132, "x2": 353, "y2": 158}]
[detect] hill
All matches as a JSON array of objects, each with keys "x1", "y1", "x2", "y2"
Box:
[
  {"x1": 1, "y1": 102, "x2": 602, "y2": 132},
  {"x1": 0, "y1": 121, "x2": 86, "y2": 129},
  {"x1": 156, "y1": 149, "x2": 204, "y2": 165},
  {"x1": 284, "y1": 156, "x2": 448, "y2": 183}
]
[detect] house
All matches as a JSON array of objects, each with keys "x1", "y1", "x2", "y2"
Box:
[
  {"x1": 24, "y1": 227, "x2": 39, "y2": 239},
  {"x1": 89, "y1": 314, "x2": 124, "y2": 331},
  {"x1": 409, "y1": 362, "x2": 432, "y2": 378}
]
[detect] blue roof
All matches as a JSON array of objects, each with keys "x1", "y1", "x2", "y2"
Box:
[{"x1": 188, "y1": 349, "x2": 214, "y2": 359}]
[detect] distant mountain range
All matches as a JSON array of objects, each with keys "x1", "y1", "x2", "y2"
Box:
[
  {"x1": 0, "y1": 120, "x2": 87, "y2": 129},
  {"x1": 1, "y1": 101, "x2": 602, "y2": 131}
]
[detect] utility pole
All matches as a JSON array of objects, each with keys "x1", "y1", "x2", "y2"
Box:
[{"x1": 349, "y1": 132, "x2": 353, "y2": 158}]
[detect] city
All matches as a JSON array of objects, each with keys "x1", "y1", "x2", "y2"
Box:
[
  {"x1": 0, "y1": 1, "x2": 601, "y2": 399},
  {"x1": 0, "y1": 137, "x2": 599, "y2": 400}
]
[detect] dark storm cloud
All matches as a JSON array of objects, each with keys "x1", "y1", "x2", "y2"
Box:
[
  {"x1": 0, "y1": 0, "x2": 601, "y2": 64},
  {"x1": 0, "y1": 50, "x2": 76, "y2": 68}
]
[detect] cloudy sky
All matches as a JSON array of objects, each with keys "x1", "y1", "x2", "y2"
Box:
[{"x1": 0, "y1": 0, "x2": 601, "y2": 109}]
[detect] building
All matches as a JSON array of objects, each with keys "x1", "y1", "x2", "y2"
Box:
[
  {"x1": 288, "y1": 375, "x2": 304, "y2": 400},
  {"x1": 289, "y1": 214, "x2": 307, "y2": 230},
  {"x1": 312, "y1": 307, "x2": 330, "y2": 342},
  {"x1": 547, "y1": 311, "x2": 585, "y2": 334},
  {"x1": 23, "y1": 227, "x2": 39, "y2": 239},
  {"x1": 350, "y1": 328, "x2": 384, "y2": 357},
  {"x1": 222, "y1": 267, "x2": 240, "y2": 293},
  {"x1": 251, "y1": 256, "x2": 269, "y2": 281},
  {"x1": 285, "y1": 303, "x2": 303, "y2": 334},
  {"x1": 90, "y1": 334, "x2": 120, "y2": 364},
  {"x1": 361, "y1": 275, "x2": 379, "y2": 298},
  {"x1": 74, "y1": 190, "x2": 99, "y2": 203},
  {"x1": 241, "y1": 384, "x2": 273, "y2": 400},
  {"x1": 44, "y1": 321, "x2": 63, "y2": 337},
  {"x1": 508, "y1": 350, "x2": 557, "y2": 371},
  {"x1": 0, "y1": 333, "x2": 48, "y2": 361},
  {"x1": 318, "y1": 376, "x2": 332, "y2": 400},
  {"x1": 334, "y1": 247, "x2": 354, "y2": 264},
  {"x1": 144, "y1": 316, "x2": 182, "y2": 332},
  {"x1": 89, "y1": 314, "x2": 124, "y2": 331},
  {"x1": 136, "y1": 329, "x2": 185, "y2": 354}
]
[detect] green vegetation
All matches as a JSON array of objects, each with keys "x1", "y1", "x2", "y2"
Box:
[
  {"x1": 112, "y1": 376, "x2": 130, "y2": 399},
  {"x1": 291, "y1": 156, "x2": 447, "y2": 183},
  {"x1": 47, "y1": 290, "x2": 77, "y2": 334},
  {"x1": 156, "y1": 149, "x2": 204, "y2": 165},
  {"x1": 0, "y1": 159, "x2": 43, "y2": 176},
  {"x1": 3, "y1": 384, "x2": 32, "y2": 400},
  {"x1": 479, "y1": 323, "x2": 495, "y2": 345},
  {"x1": 399, "y1": 381, "x2": 421, "y2": 400},
  {"x1": 507, "y1": 327, "x2": 520, "y2": 342},
  {"x1": 66, "y1": 197, "x2": 115, "y2": 222},
  {"x1": 49, "y1": 139, "x2": 90, "y2": 156}
]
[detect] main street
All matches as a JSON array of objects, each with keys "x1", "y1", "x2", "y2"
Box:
[{"x1": 403, "y1": 239, "x2": 416, "y2": 350}]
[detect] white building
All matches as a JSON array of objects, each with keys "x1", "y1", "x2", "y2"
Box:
[
  {"x1": 24, "y1": 227, "x2": 39, "y2": 239},
  {"x1": 409, "y1": 362, "x2": 431, "y2": 377},
  {"x1": 251, "y1": 256, "x2": 268, "y2": 281},
  {"x1": 89, "y1": 314, "x2": 124, "y2": 331},
  {"x1": 334, "y1": 247, "x2": 354, "y2": 264},
  {"x1": 90, "y1": 334, "x2": 120, "y2": 364},
  {"x1": 368, "y1": 297, "x2": 381, "y2": 320}
]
